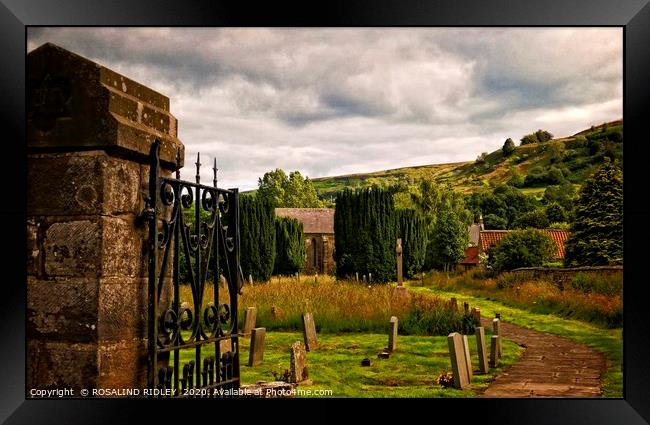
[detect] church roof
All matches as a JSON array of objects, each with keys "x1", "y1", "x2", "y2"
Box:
[
  {"x1": 275, "y1": 208, "x2": 335, "y2": 234},
  {"x1": 479, "y1": 229, "x2": 570, "y2": 259}
]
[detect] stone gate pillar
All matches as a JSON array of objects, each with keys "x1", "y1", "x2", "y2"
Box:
[{"x1": 26, "y1": 43, "x2": 184, "y2": 394}]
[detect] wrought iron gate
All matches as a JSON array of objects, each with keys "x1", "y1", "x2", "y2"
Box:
[{"x1": 145, "y1": 140, "x2": 241, "y2": 397}]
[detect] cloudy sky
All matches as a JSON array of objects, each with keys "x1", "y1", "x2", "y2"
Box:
[{"x1": 27, "y1": 28, "x2": 622, "y2": 191}]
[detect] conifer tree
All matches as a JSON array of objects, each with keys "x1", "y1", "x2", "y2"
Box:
[{"x1": 564, "y1": 159, "x2": 623, "y2": 266}]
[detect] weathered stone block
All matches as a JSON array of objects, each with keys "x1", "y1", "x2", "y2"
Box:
[
  {"x1": 97, "y1": 278, "x2": 147, "y2": 341},
  {"x1": 490, "y1": 335, "x2": 500, "y2": 367},
  {"x1": 289, "y1": 342, "x2": 308, "y2": 383},
  {"x1": 242, "y1": 307, "x2": 257, "y2": 335},
  {"x1": 462, "y1": 334, "x2": 473, "y2": 380},
  {"x1": 102, "y1": 156, "x2": 141, "y2": 214},
  {"x1": 43, "y1": 219, "x2": 101, "y2": 277},
  {"x1": 302, "y1": 312, "x2": 318, "y2": 351},
  {"x1": 447, "y1": 332, "x2": 470, "y2": 390},
  {"x1": 100, "y1": 216, "x2": 143, "y2": 278},
  {"x1": 475, "y1": 327, "x2": 489, "y2": 374},
  {"x1": 28, "y1": 152, "x2": 105, "y2": 216},
  {"x1": 27, "y1": 43, "x2": 183, "y2": 169},
  {"x1": 27, "y1": 340, "x2": 98, "y2": 393},
  {"x1": 27, "y1": 277, "x2": 99, "y2": 343},
  {"x1": 388, "y1": 316, "x2": 398, "y2": 352},
  {"x1": 248, "y1": 328, "x2": 266, "y2": 367},
  {"x1": 97, "y1": 339, "x2": 148, "y2": 389}
]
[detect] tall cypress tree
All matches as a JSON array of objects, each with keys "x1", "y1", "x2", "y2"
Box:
[
  {"x1": 240, "y1": 195, "x2": 276, "y2": 281},
  {"x1": 334, "y1": 187, "x2": 396, "y2": 282},
  {"x1": 274, "y1": 217, "x2": 306, "y2": 275}
]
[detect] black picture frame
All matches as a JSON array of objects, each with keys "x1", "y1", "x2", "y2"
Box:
[{"x1": 2, "y1": 1, "x2": 649, "y2": 423}]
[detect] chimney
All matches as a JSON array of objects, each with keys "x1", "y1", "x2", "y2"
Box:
[{"x1": 479, "y1": 214, "x2": 485, "y2": 231}]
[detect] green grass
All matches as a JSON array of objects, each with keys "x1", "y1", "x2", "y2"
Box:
[
  {"x1": 174, "y1": 331, "x2": 524, "y2": 398},
  {"x1": 405, "y1": 283, "x2": 622, "y2": 397}
]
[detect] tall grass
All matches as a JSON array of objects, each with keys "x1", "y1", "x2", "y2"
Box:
[
  {"x1": 179, "y1": 275, "x2": 478, "y2": 335},
  {"x1": 419, "y1": 269, "x2": 622, "y2": 328}
]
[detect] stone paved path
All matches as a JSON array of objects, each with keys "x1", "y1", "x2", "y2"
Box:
[{"x1": 480, "y1": 318, "x2": 606, "y2": 398}]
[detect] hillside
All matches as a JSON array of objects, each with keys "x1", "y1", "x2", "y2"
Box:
[{"x1": 311, "y1": 120, "x2": 623, "y2": 199}]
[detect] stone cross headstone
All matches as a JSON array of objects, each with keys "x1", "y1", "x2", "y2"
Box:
[
  {"x1": 489, "y1": 335, "x2": 500, "y2": 367},
  {"x1": 243, "y1": 307, "x2": 257, "y2": 335},
  {"x1": 289, "y1": 341, "x2": 308, "y2": 383},
  {"x1": 462, "y1": 334, "x2": 473, "y2": 380},
  {"x1": 388, "y1": 316, "x2": 398, "y2": 352},
  {"x1": 302, "y1": 312, "x2": 318, "y2": 351},
  {"x1": 396, "y1": 238, "x2": 403, "y2": 286},
  {"x1": 248, "y1": 327, "x2": 266, "y2": 367},
  {"x1": 447, "y1": 332, "x2": 470, "y2": 389},
  {"x1": 475, "y1": 327, "x2": 489, "y2": 374},
  {"x1": 492, "y1": 318, "x2": 502, "y2": 358}
]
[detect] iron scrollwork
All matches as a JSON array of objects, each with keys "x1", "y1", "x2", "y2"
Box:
[{"x1": 147, "y1": 140, "x2": 241, "y2": 397}]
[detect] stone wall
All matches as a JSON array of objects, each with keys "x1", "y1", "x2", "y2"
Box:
[
  {"x1": 304, "y1": 234, "x2": 335, "y2": 275},
  {"x1": 509, "y1": 266, "x2": 623, "y2": 289},
  {"x1": 27, "y1": 43, "x2": 183, "y2": 393}
]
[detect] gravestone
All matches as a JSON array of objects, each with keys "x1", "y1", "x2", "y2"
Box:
[
  {"x1": 314, "y1": 273, "x2": 318, "y2": 284},
  {"x1": 447, "y1": 332, "x2": 470, "y2": 389},
  {"x1": 388, "y1": 316, "x2": 399, "y2": 352},
  {"x1": 248, "y1": 328, "x2": 266, "y2": 367},
  {"x1": 219, "y1": 338, "x2": 232, "y2": 354},
  {"x1": 450, "y1": 298, "x2": 458, "y2": 311},
  {"x1": 490, "y1": 335, "x2": 500, "y2": 367},
  {"x1": 355, "y1": 272, "x2": 359, "y2": 282},
  {"x1": 248, "y1": 274, "x2": 253, "y2": 285},
  {"x1": 462, "y1": 334, "x2": 473, "y2": 380},
  {"x1": 471, "y1": 307, "x2": 481, "y2": 324},
  {"x1": 243, "y1": 307, "x2": 257, "y2": 335},
  {"x1": 492, "y1": 318, "x2": 502, "y2": 358},
  {"x1": 289, "y1": 342, "x2": 308, "y2": 383},
  {"x1": 396, "y1": 238, "x2": 403, "y2": 286},
  {"x1": 475, "y1": 327, "x2": 489, "y2": 374},
  {"x1": 463, "y1": 302, "x2": 470, "y2": 315},
  {"x1": 369, "y1": 273, "x2": 372, "y2": 283},
  {"x1": 26, "y1": 43, "x2": 184, "y2": 393},
  {"x1": 302, "y1": 312, "x2": 318, "y2": 351}
]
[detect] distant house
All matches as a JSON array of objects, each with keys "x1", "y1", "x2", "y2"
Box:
[
  {"x1": 275, "y1": 208, "x2": 335, "y2": 275},
  {"x1": 459, "y1": 219, "x2": 570, "y2": 269},
  {"x1": 478, "y1": 229, "x2": 570, "y2": 260},
  {"x1": 459, "y1": 217, "x2": 484, "y2": 270}
]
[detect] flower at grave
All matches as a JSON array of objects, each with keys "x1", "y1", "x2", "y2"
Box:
[{"x1": 437, "y1": 370, "x2": 454, "y2": 388}]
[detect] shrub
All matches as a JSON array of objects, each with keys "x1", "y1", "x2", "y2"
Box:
[
  {"x1": 490, "y1": 229, "x2": 557, "y2": 272},
  {"x1": 569, "y1": 272, "x2": 622, "y2": 296},
  {"x1": 274, "y1": 217, "x2": 306, "y2": 276}
]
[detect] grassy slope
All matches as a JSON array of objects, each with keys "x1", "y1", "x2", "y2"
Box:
[{"x1": 311, "y1": 120, "x2": 622, "y2": 199}]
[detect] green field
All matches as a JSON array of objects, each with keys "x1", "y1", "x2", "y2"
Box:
[{"x1": 175, "y1": 330, "x2": 524, "y2": 398}]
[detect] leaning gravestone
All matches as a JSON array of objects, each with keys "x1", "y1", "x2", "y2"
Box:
[
  {"x1": 447, "y1": 332, "x2": 470, "y2": 389},
  {"x1": 490, "y1": 335, "x2": 500, "y2": 367},
  {"x1": 493, "y1": 318, "x2": 502, "y2": 358},
  {"x1": 248, "y1": 327, "x2": 266, "y2": 367},
  {"x1": 388, "y1": 316, "x2": 399, "y2": 352},
  {"x1": 302, "y1": 313, "x2": 318, "y2": 351},
  {"x1": 243, "y1": 307, "x2": 257, "y2": 335},
  {"x1": 462, "y1": 334, "x2": 473, "y2": 380},
  {"x1": 475, "y1": 327, "x2": 489, "y2": 374},
  {"x1": 289, "y1": 342, "x2": 308, "y2": 383}
]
